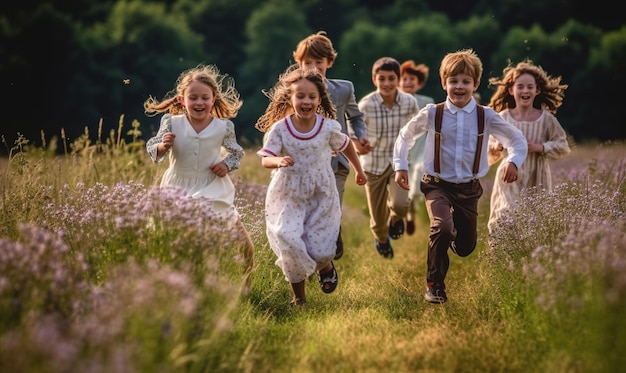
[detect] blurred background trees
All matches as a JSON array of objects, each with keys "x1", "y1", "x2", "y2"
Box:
[{"x1": 1, "y1": 0, "x2": 623, "y2": 153}]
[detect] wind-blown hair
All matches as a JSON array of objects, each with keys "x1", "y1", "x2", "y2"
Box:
[
  {"x1": 143, "y1": 64, "x2": 243, "y2": 119},
  {"x1": 255, "y1": 65, "x2": 336, "y2": 133},
  {"x1": 488, "y1": 59, "x2": 567, "y2": 114}
]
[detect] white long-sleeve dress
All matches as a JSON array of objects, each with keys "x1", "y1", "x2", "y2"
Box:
[
  {"x1": 257, "y1": 114, "x2": 350, "y2": 283},
  {"x1": 146, "y1": 114, "x2": 244, "y2": 223},
  {"x1": 488, "y1": 109, "x2": 571, "y2": 233}
]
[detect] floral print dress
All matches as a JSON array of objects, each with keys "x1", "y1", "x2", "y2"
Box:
[{"x1": 257, "y1": 114, "x2": 350, "y2": 283}]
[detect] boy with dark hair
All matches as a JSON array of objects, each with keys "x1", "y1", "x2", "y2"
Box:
[{"x1": 359, "y1": 57, "x2": 419, "y2": 259}]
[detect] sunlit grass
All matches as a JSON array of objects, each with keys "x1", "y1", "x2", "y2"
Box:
[{"x1": 1, "y1": 119, "x2": 625, "y2": 372}]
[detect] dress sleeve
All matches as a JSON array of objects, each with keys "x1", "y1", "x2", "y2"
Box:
[
  {"x1": 146, "y1": 114, "x2": 172, "y2": 163},
  {"x1": 257, "y1": 120, "x2": 283, "y2": 157},
  {"x1": 542, "y1": 112, "x2": 571, "y2": 159},
  {"x1": 221, "y1": 120, "x2": 245, "y2": 172},
  {"x1": 329, "y1": 119, "x2": 350, "y2": 153}
]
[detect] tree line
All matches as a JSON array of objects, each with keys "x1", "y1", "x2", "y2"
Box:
[{"x1": 1, "y1": 0, "x2": 623, "y2": 154}]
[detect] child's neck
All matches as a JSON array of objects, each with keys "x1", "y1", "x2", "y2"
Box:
[
  {"x1": 291, "y1": 114, "x2": 315, "y2": 133},
  {"x1": 510, "y1": 106, "x2": 541, "y2": 122}
]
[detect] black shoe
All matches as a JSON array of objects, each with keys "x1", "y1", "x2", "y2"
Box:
[
  {"x1": 375, "y1": 237, "x2": 394, "y2": 259},
  {"x1": 318, "y1": 261, "x2": 338, "y2": 294},
  {"x1": 334, "y1": 228, "x2": 343, "y2": 260},
  {"x1": 389, "y1": 218, "x2": 404, "y2": 240},
  {"x1": 424, "y1": 284, "x2": 447, "y2": 304}
]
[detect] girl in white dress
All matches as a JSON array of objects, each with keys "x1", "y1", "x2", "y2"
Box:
[
  {"x1": 144, "y1": 64, "x2": 254, "y2": 283},
  {"x1": 487, "y1": 60, "x2": 571, "y2": 234},
  {"x1": 256, "y1": 66, "x2": 366, "y2": 306}
]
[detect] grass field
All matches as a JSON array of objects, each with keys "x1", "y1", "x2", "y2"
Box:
[{"x1": 1, "y1": 128, "x2": 624, "y2": 372}]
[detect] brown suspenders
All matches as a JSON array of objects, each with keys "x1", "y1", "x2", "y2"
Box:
[{"x1": 433, "y1": 103, "x2": 485, "y2": 182}]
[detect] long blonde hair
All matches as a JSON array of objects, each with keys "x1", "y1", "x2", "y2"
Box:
[
  {"x1": 143, "y1": 64, "x2": 243, "y2": 119},
  {"x1": 255, "y1": 65, "x2": 336, "y2": 133}
]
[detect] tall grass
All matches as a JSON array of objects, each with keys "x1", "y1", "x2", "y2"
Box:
[{"x1": 1, "y1": 120, "x2": 624, "y2": 372}]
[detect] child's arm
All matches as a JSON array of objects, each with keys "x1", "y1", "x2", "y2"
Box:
[
  {"x1": 221, "y1": 120, "x2": 245, "y2": 172},
  {"x1": 261, "y1": 156, "x2": 294, "y2": 169},
  {"x1": 146, "y1": 114, "x2": 174, "y2": 162},
  {"x1": 500, "y1": 162, "x2": 519, "y2": 183},
  {"x1": 490, "y1": 114, "x2": 528, "y2": 183},
  {"x1": 530, "y1": 113, "x2": 571, "y2": 158},
  {"x1": 393, "y1": 109, "x2": 429, "y2": 190},
  {"x1": 345, "y1": 82, "x2": 372, "y2": 155},
  {"x1": 487, "y1": 134, "x2": 504, "y2": 166},
  {"x1": 341, "y1": 142, "x2": 367, "y2": 185}
]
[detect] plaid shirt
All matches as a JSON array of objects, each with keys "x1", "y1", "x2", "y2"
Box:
[{"x1": 358, "y1": 90, "x2": 419, "y2": 175}]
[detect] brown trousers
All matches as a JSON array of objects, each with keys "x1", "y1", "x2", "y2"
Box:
[{"x1": 420, "y1": 174, "x2": 483, "y2": 286}]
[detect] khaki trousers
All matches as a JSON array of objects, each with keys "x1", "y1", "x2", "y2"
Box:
[{"x1": 364, "y1": 164, "x2": 409, "y2": 242}]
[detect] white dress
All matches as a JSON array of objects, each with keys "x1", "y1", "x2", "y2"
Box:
[
  {"x1": 146, "y1": 114, "x2": 244, "y2": 224},
  {"x1": 488, "y1": 109, "x2": 571, "y2": 232},
  {"x1": 257, "y1": 114, "x2": 350, "y2": 283}
]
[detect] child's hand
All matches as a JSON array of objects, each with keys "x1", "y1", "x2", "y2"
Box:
[
  {"x1": 210, "y1": 162, "x2": 228, "y2": 177},
  {"x1": 394, "y1": 170, "x2": 410, "y2": 190},
  {"x1": 354, "y1": 138, "x2": 372, "y2": 155},
  {"x1": 161, "y1": 132, "x2": 176, "y2": 151},
  {"x1": 355, "y1": 170, "x2": 367, "y2": 185},
  {"x1": 527, "y1": 141, "x2": 544, "y2": 154},
  {"x1": 501, "y1": 162, "x2": 519, "y2": 183},
  {"x1": 278, "y1": 156, "x2": 294, "y2": 168}
]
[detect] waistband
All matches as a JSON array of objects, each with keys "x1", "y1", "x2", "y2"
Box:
[{"x1": 422, "y1": 173, "x2": 479, "y2": 187}]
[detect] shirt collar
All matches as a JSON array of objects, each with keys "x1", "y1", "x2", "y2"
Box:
[
  {"x1": 375, "y1": 91, "x2": 401, "y2": 106},
  {"x1": 445, "y1": 96, "x2": 477, "y2": 114}
]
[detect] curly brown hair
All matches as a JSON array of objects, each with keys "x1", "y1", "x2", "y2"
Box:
[
  {"x1": 255, "y1": 65, "x2": 336, "y2": 133},
  {"x1": 488, "y1": 59, "x2": 567, "y2": 114}
]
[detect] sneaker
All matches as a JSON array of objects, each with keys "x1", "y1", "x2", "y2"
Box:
[{"x1": 424, "y1": 284, "x2": 447, "y2": 304}]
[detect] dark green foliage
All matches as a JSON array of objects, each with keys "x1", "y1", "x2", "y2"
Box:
[{"x1": 0, "y1": 0, "x2": 622, "y2": 154}]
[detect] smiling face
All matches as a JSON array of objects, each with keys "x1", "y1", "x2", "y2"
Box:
[
  {"x1": 374, "y1": 69, "x2": 399, "y2": 101},
  {"x1": 510, "y1": 72, "x2": 538, "y2": 109},
  {"x1": 290, "y1": 78, "x2": 320, "y2": 122},
  {"x1": 178, "y1": 80, "x2": 215, "y2": 123},
  {"x1": 442, "y1": 73, "x2": 479, "y2": 108},
  {"x1": 400, "y1": 73, "x2": 421, "y2": 95}
]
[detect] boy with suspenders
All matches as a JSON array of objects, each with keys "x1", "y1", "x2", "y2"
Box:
[{"x1": 393, "y1": 49, "x2": 527, "y2": 303}]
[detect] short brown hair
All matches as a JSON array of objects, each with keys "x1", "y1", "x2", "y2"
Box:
[
  {"x1": 293, "y1": 31, "x2": 338, "y2": 64},
  {"x1": 439, "y1": 49, "x2": 483, "y2": 84}
]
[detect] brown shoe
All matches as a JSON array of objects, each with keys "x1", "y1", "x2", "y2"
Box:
[{"x1": 406, "y1": 219, "x2": 415, "y2": 235}]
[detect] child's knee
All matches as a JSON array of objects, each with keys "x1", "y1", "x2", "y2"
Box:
[
  {"x1": 431, "y1": 218, "x2": 455, "y2": 241},
  {"x1": 452, "y1": 241, "x2": 476, "y2": 257}
]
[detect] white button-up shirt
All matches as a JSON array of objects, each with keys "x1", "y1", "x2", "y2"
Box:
[{"x1": 393, "y1": 97, "x2": 527, "y2": 183}]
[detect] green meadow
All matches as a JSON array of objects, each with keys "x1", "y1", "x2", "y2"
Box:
[{"x1": 1, "y1": 122, "x2": 624, "y2": 373}]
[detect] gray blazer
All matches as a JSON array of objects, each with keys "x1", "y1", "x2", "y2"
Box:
[{"x1": 326, "y1": 78, "x2": 367, "y2": 171}]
